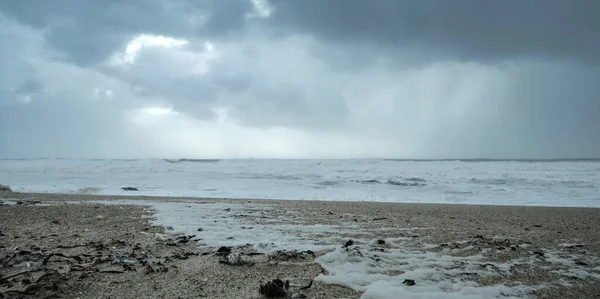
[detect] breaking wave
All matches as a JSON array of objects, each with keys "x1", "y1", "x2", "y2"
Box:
[
  {"x1": 76, "y1": 187, "x2": 103, "y2": 194},
  {"x1": 1, "y1": 158, "x2": 598, "y2": 207},
  {"x1": 351, "y1": 177, "x2": 427, "y2": 187},
  {"x1": 164, "y1": 159, "x2": 221, "y2": 163}
]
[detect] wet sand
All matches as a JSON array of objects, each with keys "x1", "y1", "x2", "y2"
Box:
[{"x1": 1, "y1": 192, "x2": 599, "y2": 298}]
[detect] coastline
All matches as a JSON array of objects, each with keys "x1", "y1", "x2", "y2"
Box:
[
  {"x1": 1, "y1": 192, "x2": 599, "y2": 298},
  {"x1": 4, "y1": 191, "x2": 600, "y2": 208}
]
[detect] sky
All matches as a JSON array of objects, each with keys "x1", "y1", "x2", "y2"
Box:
[{"x1": 0, "y1": 0, "x2": 599, "y2": 159}]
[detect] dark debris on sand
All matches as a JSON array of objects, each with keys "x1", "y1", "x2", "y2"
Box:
[
  {"x1": 259, "y1": 279, "x2": 289, "y2": 298},
  {"x1": 258, "y1": 278, "x2": 313, "y2": 299},
  {"x1": 402, "y1": 279, "x2": 416, "y2": 286},
  {"x1": 268, "y1": 250, "x2": 315, "y2": 263},
  {"x1": 0, "y1": 234, "x2": 201, "y2": 298}
]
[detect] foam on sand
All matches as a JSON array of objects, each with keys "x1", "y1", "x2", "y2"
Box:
[
  {"x1": 81, "y1": 199, "x2": 599, "y2": 298},
  {"x1": 315, "y1": 242, "x2": 542, "y2": 298}
]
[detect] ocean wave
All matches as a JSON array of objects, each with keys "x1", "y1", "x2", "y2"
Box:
[
  {"x1": 164, "y1": 159, "x2": 221, "y2": 163},
  {"x1": 1, "y1": 159, "x2": 598, "y2": 207},
  {"x1": 76, "y1": 187, "x2": 103, "y2": 194},
  {"x1": 385, "y1": 179, "x2": 426, "y2": 187},
  {"x1": 471, "y1": 178, "x2": 511, "y2": 185},
  {"x1": 357, "y1": 179, "x2": 380, "y2": 184},
  {"x1": 243, "y1": 173, "x2": 303, "y2": 181},
  {"x1": 351, "y1": 178, "x2": 426, "y2": 187},
  {"x1": 560, "y1": 180, "x2": 596, "y2": 188},
  {"x1": 385, "y1": 158, "x2": 600, "y2": 163},
  {"x1": 405, "y1": 177, "x2": 427, "y2": 182},
  {"x1": 316, "y1": 180, "x2": 341, "y2": 186}
]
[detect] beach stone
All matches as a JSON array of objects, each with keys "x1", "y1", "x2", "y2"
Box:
[
  {"x1": 402, "y1": 279, "x2": 416, "y2": 286},
  {"x1": 259, "y1": 279, "x2": 289, "y2": 298},
  {"x1": 217, "y1": 246, "x2": 232, "y2": 254}
]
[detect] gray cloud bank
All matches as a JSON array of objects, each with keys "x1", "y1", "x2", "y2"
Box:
[{"x1": 0, "y1": 0, "x2": 599, "y2": 159}]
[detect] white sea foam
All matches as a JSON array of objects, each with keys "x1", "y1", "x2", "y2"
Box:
[
  {"x1": 314, "y1": 245, "x2": 542, "y2": 299},
  {"x1": 90, "y1": 199, "x2": 577, "y2": 298},
  {"x1": 541, "y1": 252, "x2": 600, "y2": 279},
  {"x1": 94, "y1": 199, "x2": 339, "y2": 252},
  {"x1": 1, "y1": 158, "x2": 599, "y2": 207}
]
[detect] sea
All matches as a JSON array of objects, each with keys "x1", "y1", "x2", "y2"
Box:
[{"x1": 1, "y1": 158, "x2": 599, "y2": 207}]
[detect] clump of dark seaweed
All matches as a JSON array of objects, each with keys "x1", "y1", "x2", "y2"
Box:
[{"x1": 259, "y1": 279, "x2": 289, "y2": 298}]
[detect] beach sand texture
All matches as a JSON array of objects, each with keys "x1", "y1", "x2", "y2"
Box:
[{"x1": 1, "y1": 193, "x2": 599, "y2": 298}]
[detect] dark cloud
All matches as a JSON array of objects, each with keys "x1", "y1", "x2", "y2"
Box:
[
  {"x1": 0, "y1": 0, "x2": 599, "y2": 158},
  {"x1": 3, "y1": 0, "x2": 599, "y2": 65},
  {"x1": 0, "y1": 0, "x2": 251, "y2": 65},
  {"x1": 268, "y1": 0, "x2": 600, "y2": 62}
]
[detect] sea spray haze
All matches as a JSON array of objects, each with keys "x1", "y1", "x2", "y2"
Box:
[{"x1": 0, "y1": 158, "x2": 598, "y2": 207}]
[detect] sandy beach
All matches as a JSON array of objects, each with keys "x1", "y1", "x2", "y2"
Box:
[{"x1": 1, "y1": 192, "x2": 599, "y2": 299}]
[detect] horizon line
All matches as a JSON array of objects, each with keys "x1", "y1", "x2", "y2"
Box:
[{"x1": 1, "y1": 157, "x2": 600, "y2": 162}]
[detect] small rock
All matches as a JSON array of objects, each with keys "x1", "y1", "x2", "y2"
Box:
[
  {"x1": 564, "y1": 244, "x2": 585, "y2": 249},
  {"x1": 574, "y1": 260, "x2": 588, "y2": 266},
  {"x1": 402, "y1": 279, "x2": 416, "y2": 286},
  {"x1": 533, "y1": 251, "x2": 545, "y2": 257},
  {"x1": 344, "y1": 240, "x2": 354, "y2": 247},
  {"x1": 377, "y1": 239, "x2": 386, "y2": 245},
  {"x1": 197, "y1": 228, "x2": 203, "y2": 232},
  {"x1": 121, "y1": 187, "x2": 138, "y2": 191},
  {"x1": 217, "y1": 246, "x2": 232, "y2": 254},
  {"x1": 219, "y1": 252, "x2": 249, "y2": 266},
  {"x1": 114, "y1": 256, "x2": 135, "y2": 264},
  {"x1": 172, "y1": 252, "x2": 190, "y2": 260},
  {"x1": 176, "y1": 235, "x2": 193, "y2": 244},
  {"x1": 259, "y1": 279, "x2": 289, "y2": 298}
]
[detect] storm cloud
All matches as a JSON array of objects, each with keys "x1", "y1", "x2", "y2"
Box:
[{"x1": 0, "y1": 0, "x2": 599, "y2": 158}]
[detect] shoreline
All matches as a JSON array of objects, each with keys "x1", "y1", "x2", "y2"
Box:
[
  {"x1": 1, "y1": 192, "x2": 600, "y2": 298},
  {"x1": 3, "y1": 191, "x2": 600, "y2": 209}
]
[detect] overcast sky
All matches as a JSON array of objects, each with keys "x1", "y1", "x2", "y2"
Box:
[{"x1": 1, "y1": 0, "x2": 599, "y2": 159}]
